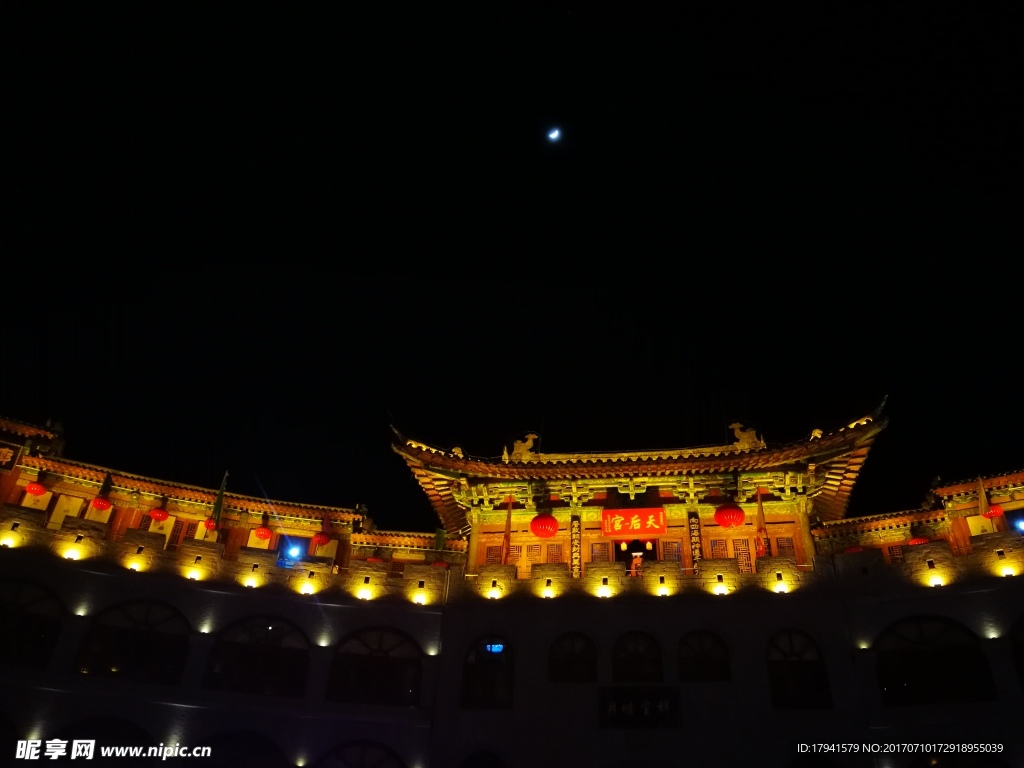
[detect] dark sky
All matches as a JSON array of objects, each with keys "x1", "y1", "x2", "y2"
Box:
[{"x1": 11, "y1": 4, "x2": 1021, "y2": 531}]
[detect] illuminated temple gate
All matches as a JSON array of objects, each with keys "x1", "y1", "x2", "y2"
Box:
[{"x1": 391, "y1": 410, "x2": 887, "y2": 582}]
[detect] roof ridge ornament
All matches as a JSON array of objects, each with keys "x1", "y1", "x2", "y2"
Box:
[
  {"x1": 509, "y1": 432, "x2": 539, "y2": 462},
  {"x1": 728, "y1": 423, "x2": 765, "y2": 450}
]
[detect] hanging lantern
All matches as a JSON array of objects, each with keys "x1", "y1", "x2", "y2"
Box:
[
  {"x1": 714, "y1": 503, "x2": 745, "y2": 528},
  {"x1": 150, "y1": 508, "x2": 169, "y2": 522},
  {"x1": 312, "y1": 532, "x2": 331, "y2": 547},
  {"x1": 253, "y1": 526, "x2": 272, "y2": 540},
  {"x1": 530, "y1": 512, "x2": 558, "y2": 538},
  {"x1": 203, "y1": 518, "x2": 217, "y2": 531},
  {"x1": 983, "y1": 504, "x2": 1004, "y2": 520},
  {"x1": 619, "y1": 542, "x2": 627, "y2": 551},
  {"x1": 92, "y1": 473, "x2": 114, "y2": 511},
  {"x1": 366, "y1": 556, "x2": 383, "y2": 563},
  {"x1": 908, "y1": 537, "x2": 929, "y2": 546},
  {"x1": 25, "y1": 482, "x2": 46, "y2": 496}
]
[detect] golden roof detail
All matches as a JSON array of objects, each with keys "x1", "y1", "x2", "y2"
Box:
[
  {"x1": 392, "y1": 413, "x2": 887, "y2": 533},
  {"x1": 20, "y1": 455, "x2": 362, "y2": 523}
]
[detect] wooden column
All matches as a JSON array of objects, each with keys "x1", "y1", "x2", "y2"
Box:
[
  {"x1": 797, "y1": 497, "x2": 816, "y2": 569},
  {"x1": 467, "y1": 522, "x2": 480, "y2": 574},
  {"x1": 949, "y1": 516, "x2": 973, "y2": 555}
]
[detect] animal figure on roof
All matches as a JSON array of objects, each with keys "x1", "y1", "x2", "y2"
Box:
[{"x1": 729, "y1": 423, "x2": 765, "y2": 449}]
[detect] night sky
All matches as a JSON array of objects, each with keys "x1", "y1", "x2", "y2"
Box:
[{"x1": 12, "y1": 4, "x2": 1021, "y2": 532}]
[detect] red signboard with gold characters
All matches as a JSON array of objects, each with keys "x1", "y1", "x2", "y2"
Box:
[{"x1": 601, "y1": 508, "x2": 667, "y2": 537}]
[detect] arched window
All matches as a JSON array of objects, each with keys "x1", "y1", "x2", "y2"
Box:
[
  {"x1": 462, "y1": 635, "x2": 514, "y2": 709},
  {"x1": 766, "y1": 629, "x2": 832, "y2": 709},
  {"x1": 0, "y1": 580, "x2": 64, "y2": 669},
  {"x1": 203, "y1": 616, "x2": 309, "y2": 698},
  {"x1": 53, "y1": 718, "x2": 156, "y2": 764},
  {"x1": 612, "y1": 631, "x2": 662, "y2": 683},
  {"x1": 874, "y1": 615, "x2": 996, "y2": 705},
  {"x1": 459, "y1": 751, "x2": 507, "y2": 768},
  {"x1": 316, "y1": 740, "x2": 407, "y2": 768},
  {"x1": 1012, "y1": 616, "x2": 1024, "y2": 694},
  {"x1": 549, "y1": 632, "x2": 597, "y2": 683},
  {"x1": 77, "y1": 600, "x2": 191, "y2": 684},
  {"x1": 328, "y1": 627, "x2": 423, "y2": 706},
  {"x1": 204, "y1": 732, "x2": 292, "y2": 768},
  {"x1": 679, "y1": 630, "x2": 731, "y2": 682}
]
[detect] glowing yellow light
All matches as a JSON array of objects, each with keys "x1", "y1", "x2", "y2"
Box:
[
  {"x1": 541, "y1": 587, "x2": 554, "y2": 598},
  {"x1": 425, "y1": 645, "x2": 438, "y2": 656},
  {"x1": 64, "y1": 549, "x2": 80, "y2": 560},
  {"x1": 929, "y1": 576, "x2": 944, "y2": 587},
  {"x1": 0, "y1": 537, "x2": 14, "y2": 547},
  {"x1": 300, "y1": 583, "x2": 316, "y2": 595},
  {"x1": 988, "y1": 630, "x2": 1000, "y2": 639},
  {"x1": 244, "y1": 577, "x2": 258, "y2": 588},
  {"x1": 713, "y1": 585, "x2": 728, "y2": 595},
  {"x1": 657, "y1": 586, "x2": 669, "y2": 596},
  {"x1": 487, "y1": 588, "x2": 500, "y2": 599},
  {"x1": 857, "y1": 641, "x2": 869, "y2": 650},
  {"x1": 295, "y1": 758, "x2": 306, "y2": 767},
  {"x1": 128, "y1": 561, "x2": 140, "y2": 571},
  {"x1": 774, "y1": 583, "x2": 788, "y2": 594},
  {"x1": 413, "y1": 592, "x2": 426, "y2": 604},
  {"x1": 1003, "y1": 568, "x2": 1016, "y2": 577},
  {"x1": 357, "y1": 588, "x2": 373, "y2": 600},
  {"x1": 188, "y1": 569, "x2": 201, "y2": 580},
  {"x1": 596, "y1": 585, "x2": 611, "y2": 598}
]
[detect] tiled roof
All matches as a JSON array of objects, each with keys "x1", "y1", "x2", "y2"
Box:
[
  {"x1": 20, "y1": 455, "x2": 362, "y2": 523},
  {"x1": 393, "y1": 414, "x2": 887, "y2": 532},
  {"x1": 815, "y1": 508, "x2": 947, "y2": 537},
  {"x1": 352, "y1": 532, "x2": 467, "y2": 551},
  {"x1": 934, "y1": 471, "x2": 1024, "y2": 498},
  {"x1": 0, "y1": 416, "x2": 57, "y2": 440}
]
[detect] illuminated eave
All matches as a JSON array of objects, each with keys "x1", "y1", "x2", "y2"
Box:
[
  {"x1": 0, "y1": 416, "x2": 57, "y2": 440},
  {"x1": 393, "y1": 416, "x2": 886, "y2": 532},
  {"x1": 934, "y1": 470, "x2": 1024, "y2": 499},
  {"x1": 19, "y1": 456, "x2": 362, "y2": 524}
]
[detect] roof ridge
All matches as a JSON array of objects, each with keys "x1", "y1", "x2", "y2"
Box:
[{"x1": 22, "y1": 455, "x2": 359, "y2": 514}]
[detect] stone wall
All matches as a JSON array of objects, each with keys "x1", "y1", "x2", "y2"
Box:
[
  {"x1": 527, "y1": 562, "x2": 570, "y2": 597},
  {"x1": 4, "y1": 503, "x2": 1024, "y2": 603},
  {"x1": 961, "y1": 531, "x2": 1024, "y2": 580}
]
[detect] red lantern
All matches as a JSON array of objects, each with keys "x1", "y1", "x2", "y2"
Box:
[
  {"x1": 150, "y1": 508, "x2": 169, "y2": 522},
  {"x1": 203, "y1": 518, "x2": 217, "y2": 531},
  {"x1": 366, "y1": 556, "x2": 383, "y2": 563},
  {"x1": 91, "y1": 497, "x2": 112, "y2": 511},
  {"x1": 311, "y1": 532, "x2": 331, "y2": 547},
  {"x1": 253, "y1": 526, "x2": 272, "y2": 540},
  {"x1": 714, "y1": 503, "x2": 745, "y2": 528},
  {"x1": 431, "y1": 560, "x2": 448, "y2": 568},
  {"x1": 530, "y1": 512, "x2": 558, "y2": 538},
  {"x1": 908, "y1": 537, "x2": 929, "y2": 546},
  {"x1": 844, "y1": 545, "x2": 864, "y2": 553},
  {"x1": 25, "y1": 482, "x2": 46, "y2": 496},
  {"x1": 983, "y1": 504, "x2": 1004, "y2": 520}
]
